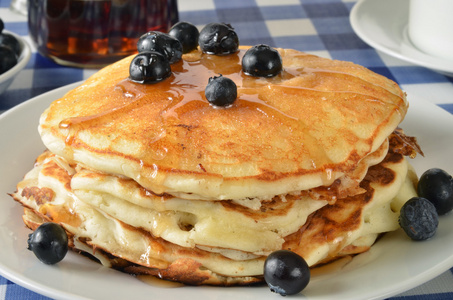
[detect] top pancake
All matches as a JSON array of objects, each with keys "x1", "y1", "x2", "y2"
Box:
[{"x1": 39, "y1": 46, "x2": 407, "y2": 200}]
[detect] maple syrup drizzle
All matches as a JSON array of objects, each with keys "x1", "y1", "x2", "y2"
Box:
[
  {"x1": 57, "y1": 49, "x2": 404, "y2": 180},
  {"x1": 59, "y1": 49, "x2": 403, "y2": 131}
]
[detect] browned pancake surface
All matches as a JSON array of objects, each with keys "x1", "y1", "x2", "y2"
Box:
[{"x1": 39, "y1": 47, "x2": 408, "y2": 199}]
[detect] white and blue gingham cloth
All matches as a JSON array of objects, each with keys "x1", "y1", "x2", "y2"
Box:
[{"x1": 1, "y1": 0, "x2": 453, "y2": 299}]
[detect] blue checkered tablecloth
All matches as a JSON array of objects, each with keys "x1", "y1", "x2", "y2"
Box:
[{"x1": 1, "y1": 0, "x2": 453, "y2": 299}]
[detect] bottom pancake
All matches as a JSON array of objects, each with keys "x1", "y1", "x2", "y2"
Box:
[{"x1": 11, "y1": 150, "x2": 417, "y2": 285}]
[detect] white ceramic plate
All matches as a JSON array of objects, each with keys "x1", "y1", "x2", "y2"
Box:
[
  {"x1": 1, "y1": 83, "x2": 453, "y2": 300},
  {"x1": 350, "y1": 0, "x2": 453, "y2": 76}
]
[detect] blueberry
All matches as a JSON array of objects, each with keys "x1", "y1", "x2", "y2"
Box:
[
  {"x1": 205, "y1": 75, "x2": 237, "y2": 107},
  {"x1": 137, "y1": 31, "x2": 182, "y2": 64},
  {"x1": 27, "y1": 222, "x2": 69, "y2": 265},
  {"x1": 242, "y1": 44, "x2": 282, "y2": 77},
  {"x1": 0, "y1": 33, "x2": 21, "y2": 57},
  {"x1": 264, "y1": 250, "x2": 310, "y2": 296},
  {"x1": 129, "y1": 51, "x2": 171, "y2": 84},
  {"x1": 0, "y1": 46, "x2": 17, "y2": 75},
  {"x1": 198, "y1": 23, "x2": 239, "y2": 55},
  {"x1": 417, "y1": 168, "x2": 453, "y2": 215},
  {"x1": 399, "y1": 197, "x2": 438, "y2": 241},
  {"x1": 168, "y1": 21, "x2": 199, "y2": 54}
]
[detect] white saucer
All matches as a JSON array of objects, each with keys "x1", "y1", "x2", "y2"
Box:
[{"x1": 350, "y1": 0, "x2": 453, "y2": 76}]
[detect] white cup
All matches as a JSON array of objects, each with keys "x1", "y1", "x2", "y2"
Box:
[{"x1": 408, "y1": 0, "x2": 453, "y2": 61}]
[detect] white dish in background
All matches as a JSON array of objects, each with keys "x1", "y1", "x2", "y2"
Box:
[
  {"x1": 407, "y1": 0, "x2": 453, "y2": 61},
  {"x1": 1, "y1": 83, "x2": 453, "y2": 300},
  {"x1": 350, "y1": 0, "x2": 453, "y2": 76},
  {"x1": 0, "y1": 30, "x2": 32, "y2": 95}
]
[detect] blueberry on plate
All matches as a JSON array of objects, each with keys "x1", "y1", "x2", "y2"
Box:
[
  {"x1": 0, "y1": 45, "x2": 18, "y2": 75},
  {"x1": 399, "y1": 197, "x2": 438, "y2": 241},
  {"x1": 242, "y1": 44, "x2": 282, "y2": 77},
  {"x1": 168, "y1": 21, "x2": 199, "y2": 53},
  {"x1": 264, "y1": 250, "x2": 310, "y2": 296},
  {"x1": 129, "y1": 51, "x2": 171, "y2": 84},
  {"x1": 198, "y1": 23, "x2": 239, "y2": 55},
  {"x1": 205, "y1": 75, "x2": 237, "y2": 107},
  {"x1": 417, "y1": 168, "x2": 453, "y2": 215},
  {"x1": 137, "y1": 31, "x2": 182, "y2": 64},
  {"x1": 27, "y1": 222, "x2": 69, "y2": 265}
]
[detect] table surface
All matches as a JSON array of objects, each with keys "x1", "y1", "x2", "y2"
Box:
[{"x1": 1, "y1": 0, "x2": 453, "y2": 299}]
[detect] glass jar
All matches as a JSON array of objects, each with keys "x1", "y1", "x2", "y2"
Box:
[{"x1": 28, "y1": 0, "x2": 179, "y2": 68}]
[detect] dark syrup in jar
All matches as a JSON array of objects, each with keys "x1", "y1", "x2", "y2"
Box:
[{"x1": 28, "y1": 0, "x2": 179, "y2": 68}]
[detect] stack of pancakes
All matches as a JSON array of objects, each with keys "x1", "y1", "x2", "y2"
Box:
[{"x1": 12, "y1": 46, "x2": 422, "y2": 285}]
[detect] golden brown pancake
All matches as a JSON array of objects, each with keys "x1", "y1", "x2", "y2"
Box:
[
  {"x1": 12, "y1": 144, "x2": 417, "y2": 285},
  {"x1": 11, "y1": 46, "x2": 421, "y2": 285},
  {"x1": 38, "y1": 46, "x2": 408, "y2": 201}
]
